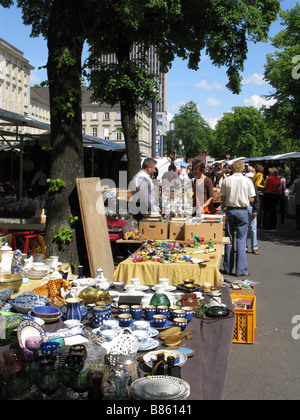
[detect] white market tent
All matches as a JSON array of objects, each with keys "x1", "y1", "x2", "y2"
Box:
[{"x1": 243, "y1": 152, "x2": 300, "y2": 162}]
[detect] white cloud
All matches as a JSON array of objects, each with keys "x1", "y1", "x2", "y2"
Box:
[
  {"x1": 205, "y1": 97, "x2": 222, "y2": 107},
  {"x1": 205, "y1": 115, "x2": 221, "y2": 129},
  {"x1": 169, "y1": 100, "x2": 186, "y2": 114},
  {"x1": 30, "y1": 73, "x2": 41, "y2": 86},
  {"x1": 244, "y1": 94, "x2": 277, "y2": 109},
  {"x1": 195, "y1": 80, "x2": 223, "y2": 90},
  {"x1": 243, "y1": 73, "x2": 266, "y2": 86}
]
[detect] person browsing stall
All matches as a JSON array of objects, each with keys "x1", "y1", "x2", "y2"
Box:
[
  {"x1": 192, "y1": 160, "x2": 216, "y2": 215},
  {"x1": 220, "y1": 160, "x2": 256, "y2": 277},
  {"x1": 130, "y1": 157, "x2": 159, "y2": 221}
]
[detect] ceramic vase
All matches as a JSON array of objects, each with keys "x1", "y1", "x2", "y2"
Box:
[{"x1": 11, "y1": 250, "x2": 23, "y2": 276}]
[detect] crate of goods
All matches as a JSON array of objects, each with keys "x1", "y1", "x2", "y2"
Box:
[
  {"x1": 169, "y1": 220, "x2": 185, "y2": 240},
  {"x1": 139, "y1": 221, "x2": 169, "y2": 240},
  {"x1": 184, "y1": 221, "x2": 223, "y2": 242},
  {"x1": 231, "y1": 294, "x2": 256, "y2": 344}
]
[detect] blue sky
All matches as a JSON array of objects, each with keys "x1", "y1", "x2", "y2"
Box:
[{"x1": 0, "y1": 0, "x2": 298, "y2": 128}]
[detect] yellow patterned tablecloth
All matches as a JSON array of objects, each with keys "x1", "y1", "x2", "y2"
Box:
[{"x1": 113, "y1": 244, "x2": 223, "y2": 287}]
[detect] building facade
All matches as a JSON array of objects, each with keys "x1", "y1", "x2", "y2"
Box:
[
  {"x1": 0, "y1": 38, "x2": 167, "y2": 158},
  {"x1": 0, "y1": 37, "x2": 34, "y2": 133}
]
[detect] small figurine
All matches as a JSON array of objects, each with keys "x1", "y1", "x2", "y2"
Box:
[{"x1": 32, "y1": 279, "x2": 72, "y2": 305}]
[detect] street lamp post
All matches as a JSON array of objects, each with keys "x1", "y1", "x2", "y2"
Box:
[{"x1": 170, "y1": 119, "x2": 175, "y2": 156}]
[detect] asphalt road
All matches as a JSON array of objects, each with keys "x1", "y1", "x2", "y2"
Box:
[{"x1": 223, "y1": 216, "x2": 300, "y2": 400}]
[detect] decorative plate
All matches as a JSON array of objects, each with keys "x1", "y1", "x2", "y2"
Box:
[
  {"x1": 143, "y1": 349, "x2": 188, "y2": 368},
  {"x1": 17, "y1": 319, "x2": 46, "y2": 348},
  {"x1": 131, "y1": 376, "x2": 190, "y2": 400},
  {"x1": 45, "y1": 325, "x2": 98, "y2": 346},
  {"x1": 148, "y1": 319, "x2": 173, "y2": 330},
  {"x1": 152, "y1": 285, "x2": 177, "y2": 292}
]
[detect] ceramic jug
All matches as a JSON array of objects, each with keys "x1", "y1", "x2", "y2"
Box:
[
  {"x1": 60, "y1": 298, "x2": 87, "y2": 322},
  {"x1": 0, "y1": 243, "x2": 14, "y2": 272}
]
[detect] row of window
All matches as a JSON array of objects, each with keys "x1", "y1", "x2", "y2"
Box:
[
  {"x1": 82, "y1": 126, "x2": 122, "y2": 140},
  {"x1": 82, "y1": 111, "x2": 121, "y2": 121}
]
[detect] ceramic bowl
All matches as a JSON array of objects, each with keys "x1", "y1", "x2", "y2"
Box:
[
  {"x1": 153, "y1": 314, "x2": 166, "y2": 329},
  {"x1": 173, "y1": 317, "x2": 188, "y2": 331},
  {"x1": 0, "y1": 274, "x2": 22, "y2": 292},
  {"x1": 118, "y1": 313, "x2": 132, "y2": 327},
  {"x1": 32, "y1": 306, "x2": 62, "y2": 319},
  {"x1": 182, "y1": 306, "x2": 194, "y2": 322}
]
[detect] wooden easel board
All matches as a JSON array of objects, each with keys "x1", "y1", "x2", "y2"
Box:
[{"x1": 76, "y1": 177, "x2": 114, "y2": 280}]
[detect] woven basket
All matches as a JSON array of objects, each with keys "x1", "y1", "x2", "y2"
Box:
[{"x1": 106, "y1": 328, "x2": 139, "y2": 357}]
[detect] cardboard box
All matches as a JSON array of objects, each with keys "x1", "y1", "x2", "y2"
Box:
[
  {"x1": 169, "y1": 221, "x2": 185, "y2": 240},
  {"x1": 229, "y1": 288, "x2": 255, "y2": 296},
  {"x1": 139, "y1": 221, "x2": 169, "y2": 240},
  {"x1": 184, "y1": 221, "x2": 223, "y2": 242}
]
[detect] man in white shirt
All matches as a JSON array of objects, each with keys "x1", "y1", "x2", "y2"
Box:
[
  {"x1": 129, "y1": 158, "x2": 159, "y2": 221},
  {"x1": 220, "y1": 160, "x2": 256, "y2": 276}
]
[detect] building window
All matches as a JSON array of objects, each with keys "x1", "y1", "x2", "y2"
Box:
[
  {"x1": 92, "y1": 112, "x2": 98, "y2": 120},
  {"x1": 116, "y1": 112, "x2": 121, "y2": 120},
  {"x1": 92, "y1": 127, "x2": 98, "y2": 137},
  {"x1": 82, "y1": 127, "x2": 86, "y2": 135},
  {"x1": 104, "y1": 128, "x2": 110, "y2": 140},
  {"x1": 82, "y1": 112, "x2": 86, "y2": 120},
  {"x1": 116, "y1": 128, "x2": 122, "y2": 140},
  {"x1": 104, "y1": 112, "x2": 110, "y2": 121}
]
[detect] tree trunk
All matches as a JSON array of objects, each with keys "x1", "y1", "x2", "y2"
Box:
[
  {"x1": 45, "y1": 0, "x2": 86, "y2": 271},
  {"x1": 115, "y1": 48, "x2": 142, "y2": 183}
]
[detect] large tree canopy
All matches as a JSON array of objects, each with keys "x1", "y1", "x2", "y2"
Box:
[
  {"x1": 209, "y1": 106, "x2": 271, "y2": 160},
  {"x1": 264, "y1": 4, "x2": 300, "y2": 145},
  {"x1": 167, "y1": 101, "x2": 212, "y2": 159},
  {"x1": 86, "y1": 0, "x2": 281, "y2": 178},
  {"x1": 0, "y1": 0, "x2": 281, "y2": 271}
]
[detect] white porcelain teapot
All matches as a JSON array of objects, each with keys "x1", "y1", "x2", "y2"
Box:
[{"x1": 0, "y1": 243, "x2": 14, "y2": 272}]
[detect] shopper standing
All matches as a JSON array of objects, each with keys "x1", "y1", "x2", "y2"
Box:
[
  {"x1": 290, "y1": 173, "x2": 300, "y2": 229},
  {"x1": 253, "y1": 164, "x2": 265, "y2": 228},
  {"x1": 130, "y1": 157, "x2": 159, "y2": 221},
  {"x1": 263, "y1": 167, "x2": 281, "y2": 230},
  {"x1": 220, "y1": 160, "x2": 256, "y2": 277}
]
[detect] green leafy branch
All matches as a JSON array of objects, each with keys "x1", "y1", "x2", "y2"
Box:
[
  {"x1": 47, "y1": 178, "x2": 66, "y2": 193},
  {"x1": 53, "y1": 214, "x2": 80, "y2": 246}
]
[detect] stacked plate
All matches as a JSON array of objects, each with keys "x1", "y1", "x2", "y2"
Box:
[
  {"x1": 24, "y1": 268, "x2": 49, "y2": 279},
  {"x1": 131, "y1": 376, "x2": 190, "y2": 400}
]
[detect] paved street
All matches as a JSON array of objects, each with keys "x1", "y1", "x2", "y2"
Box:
[{"x1": 223, "y1": 216, "x2": 300, "y2": 400}]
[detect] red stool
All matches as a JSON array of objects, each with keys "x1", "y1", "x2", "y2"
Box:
[{"x1": 12, "y1": 231, "x2": 43, "y2": 255}]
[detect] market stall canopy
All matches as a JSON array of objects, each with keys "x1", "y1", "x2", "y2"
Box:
[
  {"x1": 0, "y1": 108, "x2": 125, "y2": 152},
  {"x1": 0, "y1": 108, "x2": 126, "y2": 198},
  {"x1": 243, "y1": 152, "x2": 300, "y2": 162}
]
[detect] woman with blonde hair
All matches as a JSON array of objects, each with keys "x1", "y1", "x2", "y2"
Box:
[{"x1": 253, "y1": 163, "x2": 265, "y2": 228}]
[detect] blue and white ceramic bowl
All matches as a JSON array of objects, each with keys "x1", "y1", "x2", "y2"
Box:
[
  {"x1": 153, "y1": 314, "x2": 166, "y2": 329},
  {"x1": 173, "y1": 317, "x2": 188, "y2": 331}
]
